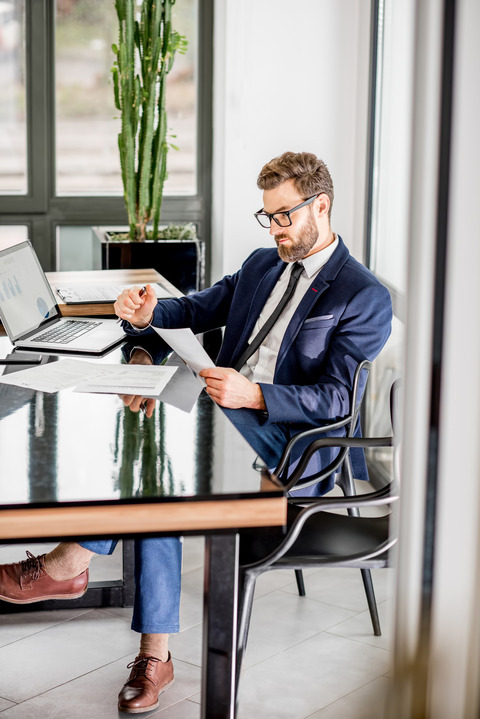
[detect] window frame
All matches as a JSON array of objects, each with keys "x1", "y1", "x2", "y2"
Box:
[{"x1": 0, "y1": 0, "x2": 213, "y2": 278}]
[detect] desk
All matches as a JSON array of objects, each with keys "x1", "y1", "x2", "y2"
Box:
[
  {"x1": 46, "y1": 267, "x2": 182, "y2": 317},
  {"x1": 0, "y1": 336, "x2": 286, "y2": 718}
]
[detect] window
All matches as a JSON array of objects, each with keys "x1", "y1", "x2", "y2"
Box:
[
  {"x1": 364, "y1": 0, "x2": 414, "y2": 483},
  {"x1": 0, "y1": 1, "x2": 26, "y2": 194},
  {"x1": 55, "y1": 0, "x2": 197, "y2": 195},
  {"x1": 0, "y1": 0, "x2": 212, "y2": 274}
]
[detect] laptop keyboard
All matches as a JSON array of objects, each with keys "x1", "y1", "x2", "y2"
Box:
[{"x1": 34, "y1": 320, "x2": 101, "y2": 344}]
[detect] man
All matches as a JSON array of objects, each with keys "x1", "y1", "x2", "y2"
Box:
[{"x1": 0, "y1": 152, "x2": 392, "y2": 713}]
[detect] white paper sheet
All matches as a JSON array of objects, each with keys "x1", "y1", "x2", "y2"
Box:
[
  {"x1": 0, "y1": 359, "x2": 106, "y2": 393},
  {"x1": 152, "y1": 327, "x2": 214, "y2": 375},
  {"x1": 73, "y1": 364, "x2": 177, "y2": 396},
  {"x1": 0, "y1": 358, "x2": 177, "y2": 396}
]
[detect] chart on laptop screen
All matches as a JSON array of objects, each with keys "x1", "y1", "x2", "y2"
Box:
[{"x1": 0, "y1": 243, "x2": 57, "y2": 339}]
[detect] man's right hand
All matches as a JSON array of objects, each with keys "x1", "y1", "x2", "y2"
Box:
[{"x1": 114, "y1": 284, "x2": 158, "y2": 328}]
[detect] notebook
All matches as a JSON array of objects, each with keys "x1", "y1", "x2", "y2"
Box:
[{"x1": 0, "y1": 241, "x2": 127, "y2": 354}]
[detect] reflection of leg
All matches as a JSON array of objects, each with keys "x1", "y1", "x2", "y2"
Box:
[
  {"x1": 118, "y1": 537, "x2": 181, "y2": 713},
  {"x1": 221, "y1": 407, "x2": 290, "y2": 469}
]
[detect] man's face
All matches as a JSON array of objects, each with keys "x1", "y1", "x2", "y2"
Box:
[{"x1": 262, "y1": 179, "x2": 324, "y2": 262}]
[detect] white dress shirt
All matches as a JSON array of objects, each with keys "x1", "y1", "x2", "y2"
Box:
[{"x1": 240, "y1": 236, "x2": 338, "y2": 384}]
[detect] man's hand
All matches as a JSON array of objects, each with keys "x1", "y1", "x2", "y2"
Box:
[
  {"x1": 114, "y1": 284, "x2": 157, "y2": 328},
  {"x1": 118, "y1": 348, "x2": 156, "y2": 418},
  {"x1": 199, "y1": 367, "x2": 266, "y2": 410}
]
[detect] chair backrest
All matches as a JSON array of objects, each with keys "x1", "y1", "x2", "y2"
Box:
[{"x1": 274, "y1": 359, "x2": 371, "y2": 490}]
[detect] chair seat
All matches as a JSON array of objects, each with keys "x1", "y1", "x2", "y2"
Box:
[{"x1": 240, "y1": 504, "x2": 391, "y2": 568}]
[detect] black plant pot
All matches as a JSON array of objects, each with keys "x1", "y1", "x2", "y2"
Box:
[{"x1": 93, "y1": 228, "x2": 205, "y2": 295}]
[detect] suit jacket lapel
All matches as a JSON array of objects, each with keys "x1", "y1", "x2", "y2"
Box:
[
  {"x1": 275, "y1": 237, "x2": 350, "y2": 373},
  {"x1": 230, "y1": 259, "x2": 286, "y2": 363}
]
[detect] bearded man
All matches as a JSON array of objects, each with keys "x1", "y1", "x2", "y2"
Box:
[{"x1": 0, "y1": 151, "x2": 392, "y2": 714}]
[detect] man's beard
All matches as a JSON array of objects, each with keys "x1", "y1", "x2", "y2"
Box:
[{"x1": 275, "y1": 213, "x2": 319, "y2": 262}]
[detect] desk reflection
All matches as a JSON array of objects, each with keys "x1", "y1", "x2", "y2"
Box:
[{"x1": 0, "y1": 336, "x2": 280, "y2": 507}]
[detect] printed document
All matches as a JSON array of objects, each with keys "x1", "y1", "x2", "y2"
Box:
[
  {"x1": 0, "y1": 358, "x2": 177, "y2": 396},
  {"x1": 74, "y1": 364, "x2": 177, "y2": 396},
  {"x1": 152, "y1": 327, "x2": 214, "y2": 375}
]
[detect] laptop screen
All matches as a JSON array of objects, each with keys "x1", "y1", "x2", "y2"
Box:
[{"x1": 0, "y1": 241, "x2": 59, "y2": 341}]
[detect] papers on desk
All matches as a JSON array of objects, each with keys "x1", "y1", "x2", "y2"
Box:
[
  {"x1": 55, "y1": 283, "x2": 173, "y2": 304},
  {"x1": 0, "y1": 326, "x2": 212, "y2": 412},
  {"x1": 152, "y1": 327, "x2": 214, "y2": 375},
  {"x1": 74, "y1": 364, "x2": 177, "y2": 396},
  {"x1": 0, "y1": 358, "x2": 177, "y2": 396}
]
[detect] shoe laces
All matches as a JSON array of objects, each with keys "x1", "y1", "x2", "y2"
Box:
[
  {"x1": 20, "y1": 551, "x2": 44, "y2": 582},
  {"x1": 127, "y1": 656, "x2": 160, "y2": 684}
]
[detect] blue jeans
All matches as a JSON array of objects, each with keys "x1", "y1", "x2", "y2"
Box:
[
  {"x1": 220, "y1": 407, "x2": 352, "y2": 495},
  {"x1": 79, "y1": 537, "x2": 182, "y2": 634}
]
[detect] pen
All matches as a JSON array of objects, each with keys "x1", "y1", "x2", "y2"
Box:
[{"x1": 117, "y1": 285, "x2": 148, "y2": 323}]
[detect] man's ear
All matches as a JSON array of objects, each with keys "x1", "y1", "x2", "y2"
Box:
[{"x1": 316, "y1": 193, "x2": 330, "y2": 218}]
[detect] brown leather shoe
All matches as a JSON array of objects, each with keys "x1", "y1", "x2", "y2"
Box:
[
  {"x1": 0, "y1": 552, "x2": 88, "y2": 604},
  {"x1": 118, "y1": 653, "x2": 175, "y2": 714}
]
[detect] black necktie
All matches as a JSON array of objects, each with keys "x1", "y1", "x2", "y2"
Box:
[{"x1": 233, "y1": 262, "x2": 304, "y2": 371}]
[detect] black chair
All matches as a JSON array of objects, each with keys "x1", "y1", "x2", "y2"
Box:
[
  {"x1": 236, "y1": 379, "x2": 399, "y2": 694},
  {"x1": 271, "y1": 360, "x2": 379, "y2": 624}
]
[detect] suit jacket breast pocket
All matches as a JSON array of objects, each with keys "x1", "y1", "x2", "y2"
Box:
[{"x1": 296, "y1": 315, "x2": 336, "y2": 360}]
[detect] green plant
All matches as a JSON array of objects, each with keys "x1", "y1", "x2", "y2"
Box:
[
  {"x1": 107, "y1": 220, "x2": 197, "y2": 242},
  {"x1": 112, "y1": 0, "x2": 187, "y2": 242}
]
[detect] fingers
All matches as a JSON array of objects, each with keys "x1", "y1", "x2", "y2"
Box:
[
  {"x1": 141, "y1": 285, "x2": 159, "y2": 317},
  {"x1": 119, "y1": 394, "x2": 147, "y2": 412},
  {"x1": 114, "y1": 285, "x2": 156, "y2": 324},
  {"x1": 144, "y1": 398, "x2": 156, "y2": 418},
  {"x1": 199, "y1": 367, "x2": 232, "y2": 380},
  {"x1": 114, "y1": 287, "x2": 144, "y2": 321},
  {"x1": 119, "y1": 394, "x2": 156, "y2": 417},
  {"x1": 145, "y1": 284, "x2": 157, "y2": 301},
  {"x1": 199, "y1": 366, "x2": 265, "y2": 410}
]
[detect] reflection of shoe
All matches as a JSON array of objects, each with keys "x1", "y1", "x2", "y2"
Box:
[
  {"x1": 0, "y1": 552, "x2": 88, "y2": 604},
  {"x1": 118, "y1": 653, "x2": 175, "y2": 714}
]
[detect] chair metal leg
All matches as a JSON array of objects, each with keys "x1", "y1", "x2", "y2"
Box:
[
  {"x1": 235, "y1": 569, "x2": 258, "y2": 695},
  {"x1": 360, "y1": 567, "x2": 382, "y2": 636},
  {"x1": 339, "y1": 458, "x2": 382, "y2": 636},
  {"x1": 295, "y1": 569, "x2": 306, "y2": 596}
]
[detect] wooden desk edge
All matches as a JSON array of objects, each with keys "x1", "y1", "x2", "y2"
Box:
[
  {"x1": 0, "y1": 497, "x2": 287, "y2": 540},
  {"x1": 45, "y1": 268, "x2": 183, "y2": 318}
]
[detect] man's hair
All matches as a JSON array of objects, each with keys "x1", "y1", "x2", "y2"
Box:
[{"x1": 257, "y1": 151, "x2": 334, "y2": 220}]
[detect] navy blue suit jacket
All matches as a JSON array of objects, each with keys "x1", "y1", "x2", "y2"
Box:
[{"x1": 126, "y1": 237, "x2": 392, "y2": 489}]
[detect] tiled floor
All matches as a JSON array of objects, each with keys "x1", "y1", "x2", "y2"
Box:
[{"x1": 0, "y1": 538, "x2": 395, "y2": 718}]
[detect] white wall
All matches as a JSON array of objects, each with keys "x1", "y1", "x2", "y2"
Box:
[{"x1": 212, "y1": 0, "x2": 372, "y2": 281}]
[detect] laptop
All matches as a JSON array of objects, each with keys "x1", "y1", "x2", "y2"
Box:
[{"x1": 0, "y1": 241, "x2": 127, "y2": 354}]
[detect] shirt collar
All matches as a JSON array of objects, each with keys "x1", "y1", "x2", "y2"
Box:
[{"x1": 300, "y1": 234, "x2": 339, "y2": 278}]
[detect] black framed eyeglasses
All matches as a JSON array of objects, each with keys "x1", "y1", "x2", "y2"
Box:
[{"x1": 254, "y1": 194, "x2": 320, "y2": 228}]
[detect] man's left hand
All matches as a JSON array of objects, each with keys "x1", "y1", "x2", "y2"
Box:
[
  {"x1": 118, "y1": 348, "x2": 156, "y2": 418},
  {"x1": 199, "y1": 367, "x2": 266, "y2": 410}
]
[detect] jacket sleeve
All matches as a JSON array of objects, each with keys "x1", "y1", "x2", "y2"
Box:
[
  {"x1": 123, "y1": 250, "x2": 263, "y2": 338},
  {"x1": 258, "y1": 283, "x2": 392, "y2": 425},
  {"x1": 123, "y1": 270, "x2": 240, "y2": 338}
]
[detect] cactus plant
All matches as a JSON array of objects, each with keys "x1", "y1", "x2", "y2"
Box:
[{"x1": 112, "y1": 0, "x2": 187, "y2": 241}]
